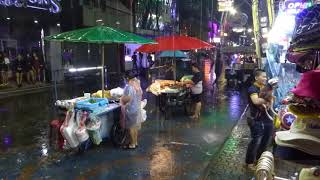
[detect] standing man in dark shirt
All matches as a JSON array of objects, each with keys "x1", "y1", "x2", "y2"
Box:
[
  {"x1": 138, "y1": 52, "x2": 143, "y2": 69},
  {"x1": 25, "y1": 53, "x2": 35, "y2": 84},
  {"x1": 245, "y1": 69, "x2": 273, "y2": 170},
  {"x1": 132, "y1": 52, "x2": 138, "y2": 72},
  {"x1": 184, "y1": 63, "x2": 203, "y2": 120},
  {"x1": 147, "y1": 53, "x2": 154, "y2": 67}
]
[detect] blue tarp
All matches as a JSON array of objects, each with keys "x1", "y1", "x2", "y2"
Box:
[{"x1": 159, "y1": 51, "x2": 188, "y2": 58}]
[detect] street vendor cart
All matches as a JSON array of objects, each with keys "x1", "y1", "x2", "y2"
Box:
[
  {"x1": 147, "y1": 79, "x2": 192, "y2": 119},
  {"x1": 55, "y1": 96, "x2": 122, "y2": 149}
]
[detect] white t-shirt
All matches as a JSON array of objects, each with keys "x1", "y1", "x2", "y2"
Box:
[
  {"x1": 191, "y1": 72, "x2": 203, "y2": 94},
  {"x1": 4, "y1": 57, "x2": 10, "y2": 65}
]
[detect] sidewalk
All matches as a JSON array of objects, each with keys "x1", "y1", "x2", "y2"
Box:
[
  {"x1": 0, "y1": 83, "x2": 56, "y2": 99},
  {"x1": 200, "y1": 107, "x2": 318, "y2": 180}
]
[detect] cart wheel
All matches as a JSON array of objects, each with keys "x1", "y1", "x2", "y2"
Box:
[{"x1": 110, "y1": 123, "x2": 128, "y2": 147}]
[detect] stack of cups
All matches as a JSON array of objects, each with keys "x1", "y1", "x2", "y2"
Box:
[{"x1": 255, "y1": 151, "x2": 274, "y2": 180}]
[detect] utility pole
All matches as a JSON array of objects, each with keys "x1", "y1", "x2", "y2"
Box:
[{"x1": 267, "y1": 0, "x2": 275, "y2": 27}]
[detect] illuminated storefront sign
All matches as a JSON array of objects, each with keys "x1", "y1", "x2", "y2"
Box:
[
  {"x1": 218, "y1": 0, "x2": 234, "y2": 12},
  {"x1": 0, "y1": 0, "x2": 62, "y2": 13},
  {"x1": 283, "y1": 0, "x2": 313, "y2": 14}
]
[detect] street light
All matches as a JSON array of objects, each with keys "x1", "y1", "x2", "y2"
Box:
[{"x1": 229, "y1": 7, "x2": 237, "y2": 15}]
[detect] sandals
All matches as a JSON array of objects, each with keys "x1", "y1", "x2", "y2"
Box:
[{"x1": 122, "y1": 144, "x2": 136, "y2": 150}]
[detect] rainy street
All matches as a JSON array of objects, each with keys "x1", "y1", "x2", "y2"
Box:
[
  {"x1": 0, "y1": 76, "x2": 247, "y2": 179},
  {"x1": 3, "y1": 0, "x2": 320, "y2": 179}
]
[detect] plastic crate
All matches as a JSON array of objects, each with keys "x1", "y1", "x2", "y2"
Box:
[{"x1": 75, "y1": 98, "x2": 108, "y2": 111}]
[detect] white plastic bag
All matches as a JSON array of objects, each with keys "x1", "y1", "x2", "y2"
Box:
[
  {"x1": 60, "y1": 110, "x2": 80, "y2": 148},
  {"x1": 140, "y1": 99, "x2": 147, "y2": 123},
  {"x1": 75, "y1": 111, "x2": 89, "y2": 143},
  {"x1": 141, "y1": 109, "x2": 147, "y2": 123},
  {"x1": 110, "y1": 87, "x2": 124, "y2": 98},
  {"x1": 141, "y1": 99, "x2": 147, "y2": 109},
  {"x1": 75, "y1": 127, "x2": 89, "y2": 143},
  {"x1": 86, "y1": 120, "x2": 102, "y2": 145}
]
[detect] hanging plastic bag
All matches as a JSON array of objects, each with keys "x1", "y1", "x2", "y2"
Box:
[
  {"x1": 140, "y1": 99, "x2": 147, "y2": 123},
  {"x1": 60, "y1": 110, "x2": 79, "y2": 148},
  {"x1": 141, "y1": 109, "x2": 147, "y2": 123},
  {"x1": 87, "y1": 119, "x2": 102, "y2": 145},
  {"x1": 75, "y1": 111, "x2": 89, "y2": 143},
  {"x1": 141, "y1": 99, "x2": 147, "y2": 109}
]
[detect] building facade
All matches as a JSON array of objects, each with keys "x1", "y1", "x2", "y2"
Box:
[{"x1": 0, "y1": 0, "x2": 132, "y2": 83}]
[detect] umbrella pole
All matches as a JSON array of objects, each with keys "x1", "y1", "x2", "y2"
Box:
[
  {"x1": 173, "y1": 51, "x2": 176, "y2": 82},
  {"x1": 101, "y1": 45, "x2": 105, "y2": 98}
]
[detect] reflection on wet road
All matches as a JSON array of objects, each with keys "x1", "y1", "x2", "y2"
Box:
[{"x1": 0, "y1": 81, "x2": 247, "y2": 179}]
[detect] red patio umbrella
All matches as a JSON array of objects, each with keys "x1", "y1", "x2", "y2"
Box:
[
  {"x1": 136, "y1": 35, "x2": 214, "y2": 53},
  {"x1": 136, "y1": 35, "x2": 213, "y2": 81}
]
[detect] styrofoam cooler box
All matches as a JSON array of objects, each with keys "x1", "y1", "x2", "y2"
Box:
[{"x1": 95, "y1": 104, "x2": 120, "y2": 139}]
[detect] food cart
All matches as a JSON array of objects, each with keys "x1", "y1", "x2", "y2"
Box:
[
  {"x1": 55, "y1": 94, "x2": 122, "y2": 150},
  {"x1": 147, "y1": 79, "x2": 192, "y2": 119}
]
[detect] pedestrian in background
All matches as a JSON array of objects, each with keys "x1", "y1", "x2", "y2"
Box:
[
  {"x1": 26, "y1": 53, "x2": 35, "y2": 84},
  {"x1": 32, "y1": 52, "x2": 44, "y2": 83},
  {"x1": 0, "y1": 52, "x2": 9, "y2": 86},
  {"x1": 132, "y1": 52, "x2": 138, "y2": 74},
  {"x1": 184, "y1": 63, "x2": 203, "y2": 120},
  {"x1": 14, "y1": 53, "x2": 25, "y2": 87},
  {"x1": 139, "y1": 52, "x2": 143, "y2": 69},
  {"x1": 0, "y1": 52, "x2": 6, "y2": 85},
  {"x1": 1, "y1": 52, "x2": 10, "y2": 86},
  {"x1": 147, "y1": 53, "x2": 154, "y2": 67},
  {"x1": 245, "y1": 69, "x2": 273, "y2": 170}
]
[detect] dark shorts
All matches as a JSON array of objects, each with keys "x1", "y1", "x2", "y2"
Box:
[{"x1": 191, "y1": 93, "x2": 202, "y2": 103}]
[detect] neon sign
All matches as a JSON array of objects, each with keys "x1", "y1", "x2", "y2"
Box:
[
  {"x1": 0, "y1": 0, "x2": 62, "y2": 13},
  {"x1": 283, "y1": 0, "x2": 313, "y2": 14}
]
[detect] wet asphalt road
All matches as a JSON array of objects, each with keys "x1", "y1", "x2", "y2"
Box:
[{"x1": 0, "y1": 76, "x2": 247, "y2": 179}]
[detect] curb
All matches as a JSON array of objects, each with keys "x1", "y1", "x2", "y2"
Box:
[
  {"x1": 0, "y1": 84, "x2": 63, "y2": 99},
  {"x1": 198, "y1": 105, "x2": 249, "y2": 180}
]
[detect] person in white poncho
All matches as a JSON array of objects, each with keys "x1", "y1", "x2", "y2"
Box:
[{"x1": 120, "y1": 75, "x2": 143, "y2": 149}]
